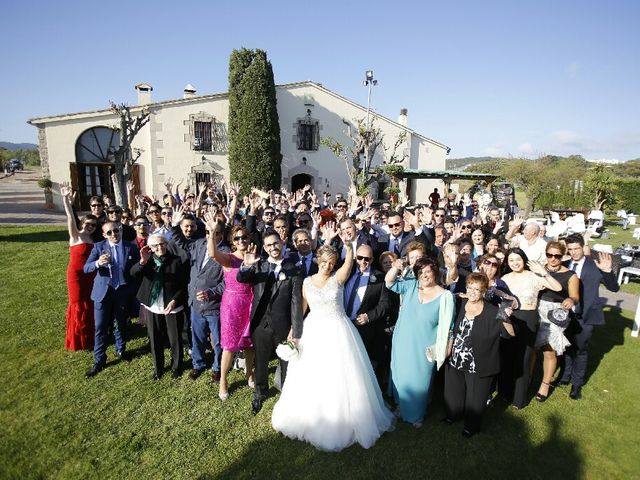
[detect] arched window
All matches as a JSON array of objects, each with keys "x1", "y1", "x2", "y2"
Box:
[
  {"x1": 71, "y1": 127, "x2": 122, "y2": 209},
  {"x1": 75, "y1": 127, "x2": 120, "y2": 163}
]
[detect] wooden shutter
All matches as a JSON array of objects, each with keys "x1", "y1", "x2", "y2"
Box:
[{"x1": 69, "y1": 162, "x2": 82, "y2": 209}]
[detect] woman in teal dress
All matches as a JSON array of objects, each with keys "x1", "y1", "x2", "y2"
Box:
[{"x1": 385, "y1": 256, "x2": 454, "y2": 428}]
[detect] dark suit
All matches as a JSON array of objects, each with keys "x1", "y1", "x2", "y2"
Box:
[
  {"x1": 344, "y1": 268, "x2": 389, "y2": 369},
  {"x1": 560, "y1": 256, "x2": 619, "y2": 387},
  {"x1": 237, "y1": 257, "x2": 303, "y2": 400},
  {"x1": 131, "y1": 252, "x2": 188, "y2": 376},
  {"x1": 84, "y1": 240, "x2": 140, "y2": 367},
  {"x1": 295, "y1": 251, "x2": 318, "y2": 278},
  {"x1": 377, "y1": 230, "x2": 431, "y2": 258},
  {"x1": 188, "y1": 238, "x2": 227, "y2": 373}
]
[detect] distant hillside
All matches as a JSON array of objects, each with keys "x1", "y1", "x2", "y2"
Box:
[
  {"x1": 446, "y1": 157, "x2": 501, "y2": 170},
  {"x1": 0, "y1": 141, "x2": 38, "y2": 151}
]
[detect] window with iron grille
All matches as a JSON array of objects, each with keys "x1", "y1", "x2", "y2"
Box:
[
  {"x1": 194, "y1": 121, "x2": 213, "y2": 151},
  {"x1": 297, "y1": 119, "x2": 319, "y2": 151}
]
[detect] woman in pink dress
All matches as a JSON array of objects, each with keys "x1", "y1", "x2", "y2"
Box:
[
  {"x1": 207, "y1": 219, "x2": 255, "y2": 400},
  {"x1": 60, "y1": 182, "x2": 98, "y2": 351}
]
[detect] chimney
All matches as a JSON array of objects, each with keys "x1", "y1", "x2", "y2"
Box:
[
  {"x1": 135, "y1": 83, "x2": 153, "y2": 105},
  {"x1": 183, "y1": 83, "x2": 197, "y2": 99},
  {"x1": 398, "y1": 108, "x2": 408, "y2": 127}
]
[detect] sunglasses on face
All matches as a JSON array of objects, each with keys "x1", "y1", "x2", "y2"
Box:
[
  {"x1": 148, "y1": 210, "x2": 160, "y2": 214},
  {"x1": 107, "y1": 210, "x2": 122, "y2": 214},
  {"x1": 105, "y1": 228, "x2": 120, "y2": 235},
  {"x1": 263, "y1": 211, "x2": 275, "y2": 216},
  {"x1": 387, "y1": 222, "x2": 402, "y2": 228},
  {"x1": 452, "y1": 214, "x2": 460, "y2": 218},
  {"x1": 135, "y1": 222, "x2": 149, "y2": 227},
  {"x1": 461, "y1": 225, "x2": 473, "y2": 230},
  {"x1": 546, "y1": 252, "x2": 563, "y2": 259},
  {"x1": 234, "y1": 235, "x2": 249, "y2": 241},
  {"x1": 90, "y1": 204, "x2": 103, "y2": 208},
  {"x1": 434, "y1": 214, "x2": 444, "y2": 217},
  {"x1": 336, "y1": 205, "x2": 347, "y2": 209},
  {"x1": 161, "y1": 211, "x2": 172, "y2": 216},
  {"x1": 482, "y1": 260, "x2": 499, "y2": 267},
  {"x1": 356, "y1": 255, "x2": 371, "y2": 261}
]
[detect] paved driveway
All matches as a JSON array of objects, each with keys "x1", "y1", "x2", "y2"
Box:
[{"x1": 0, "y1": 170, "x2": 66, "y2": 225}]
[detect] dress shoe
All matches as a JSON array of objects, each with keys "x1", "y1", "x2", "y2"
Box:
[
  {"x1": 441, "y1": 417, "x2": 454, "y2": 425},
  {"x1": 151, "y1": 372, "x2": 161, "y2": 381},
  {"x1": 552, "y1": 379, "x2": 570, "y2": 388},
  {"x1": 188, "y1": 368, "x2": 205, "y2": 381},
  {"x1": 172, "y1": 369, "x2": 182, "y2": 379},
  {"x1": 251, "y1": 398, "x2": 263, "y2": 415},
  {"x1": 116, "y1": 351, "x2": 131, "y2": 362},
  {"x1": 462, "y1": 429, "x2": 476, "y2": 438},
  {"x1": 85, "y1": 364, "x2": 103, "y2": 378},
  {"x1": 569, "y1": 385, "x2": 583, "y2": 400},
  {"x1": 211, "y1": 371, "x2": 221, "y2": 383}
]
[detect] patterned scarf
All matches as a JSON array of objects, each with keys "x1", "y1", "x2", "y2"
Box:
[{"x1": 149, "y1": 255, "x2": 166, "y2": 306}]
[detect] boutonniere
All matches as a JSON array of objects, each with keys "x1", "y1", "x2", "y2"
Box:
[
  {"x1": 369, "y1": 274, "x2": 377, "y2": 283},
  {"x1": 278, "y1": 272, "x2": 287, "y2": 281}
]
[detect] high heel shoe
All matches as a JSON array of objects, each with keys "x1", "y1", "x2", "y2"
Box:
[
  {"x1": 219, "y1": 382, "x2": 229, "y2": 401},
  {"x1": 535, "y1": 381, "x2": 552, "y2": 403}
]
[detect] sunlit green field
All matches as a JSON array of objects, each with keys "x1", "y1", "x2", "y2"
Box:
[{"x1": 1, "y1": 225, "x2": 639, "y2": 479}]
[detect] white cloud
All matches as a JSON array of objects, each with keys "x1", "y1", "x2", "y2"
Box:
[
  {"x1": 518, "y1": 143, "x2": 535, "y2": 155},
  {"x1": 550, "y1": 130, "x2": 584, "y2": 147},
  {"x1": 483, "y1": 146, "x2": 503, "y2": 156}
]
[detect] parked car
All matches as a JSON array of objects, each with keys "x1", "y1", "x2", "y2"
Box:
[{"x1": 8, "y1": 159, "x2": 24, "y2": 172}]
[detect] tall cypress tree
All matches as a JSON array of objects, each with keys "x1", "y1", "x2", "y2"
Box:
[{"x1": 228, "y1": 48, "x2": 282, "y2": 193}]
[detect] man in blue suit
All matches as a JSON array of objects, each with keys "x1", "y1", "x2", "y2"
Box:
[
  {"x1": 84, "y1": 221, "x2": 140, "y2": 377},
  {"x1": 556, "y1": 234, "x2": 619, "y2": 400}
]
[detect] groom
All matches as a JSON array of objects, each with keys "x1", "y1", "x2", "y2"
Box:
[{"x1": 237, "y1": 231, "x2": 303, "y2": 414}]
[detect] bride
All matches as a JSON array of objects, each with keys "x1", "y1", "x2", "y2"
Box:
[{"x1": 271, "y1": 226, "x2": 395, "y2": 452}]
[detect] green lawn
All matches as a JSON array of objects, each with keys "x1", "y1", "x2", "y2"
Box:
[{"x1": 1, "y1": 225, "x2": 639, "y2": 480}]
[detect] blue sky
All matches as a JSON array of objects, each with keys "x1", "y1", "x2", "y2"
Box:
[{"x1": 1, "y1": 0, "x2": 638, "y2": 160}]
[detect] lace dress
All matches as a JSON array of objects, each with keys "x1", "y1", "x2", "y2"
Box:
[
  {"x1": 535, "y1": 270, "x2": 574, "y2": 354},
  {"x1": 271, "y1": 276, "x2": 395, "y2": 452}
]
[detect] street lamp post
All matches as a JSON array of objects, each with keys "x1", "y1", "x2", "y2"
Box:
[
  {"x1": 364, "y1": 70, "x2": 378, "y2": 134},
  {"x1": 362, "y1": 70, "x2": 378, "y2": 190}
]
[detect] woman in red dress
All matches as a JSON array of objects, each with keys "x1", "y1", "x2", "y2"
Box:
[{"x1": 60, "y1": 183, "x2": 98, "y2": 351}]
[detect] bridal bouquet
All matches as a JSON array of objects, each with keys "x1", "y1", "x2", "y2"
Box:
[{"x1": 276, "y1": 341, "x2": 300, "y2": 362}]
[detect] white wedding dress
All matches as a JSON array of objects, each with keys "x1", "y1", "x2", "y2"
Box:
[{"x1": 271, "y1": 275, "x2": 395, "y2": 452}]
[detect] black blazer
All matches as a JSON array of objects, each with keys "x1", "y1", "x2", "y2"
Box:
[
  {"x1": 351, "y1": 268, "x2": 389, "y2": 324},
  {"x1": 236, "y1": 257, "x2": 304, "y2": 341},
  {"x1": 451, "y1": 298, "x2": 509, "y2": 378},
  {"x1": 350, "y1": 268, "x2": 389, "y2": 357},
  {"x1": 130, "y1": 253, "x2": 189, "y2": 310}
]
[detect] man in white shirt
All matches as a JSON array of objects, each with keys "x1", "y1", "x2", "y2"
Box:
[{"x1": 506, "y1": 220, "x2": 547, "y2": 263}]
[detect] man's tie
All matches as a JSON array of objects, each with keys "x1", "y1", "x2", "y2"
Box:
[
  {"x1": 301, "y1": 255, "x2": 309, "y2": 276},
  {"x1": 346, "y1": 271, "x2": 362, "y2": 318},
  {"x1": 571, "y1": 262, "x2": 578, "y2": 272},
  {"x1": 390, "y1": 237, "x2": 400, "y2": 256},
  {"x1": 111, "y1": 245, "x2": 120, "y2": 289}
]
